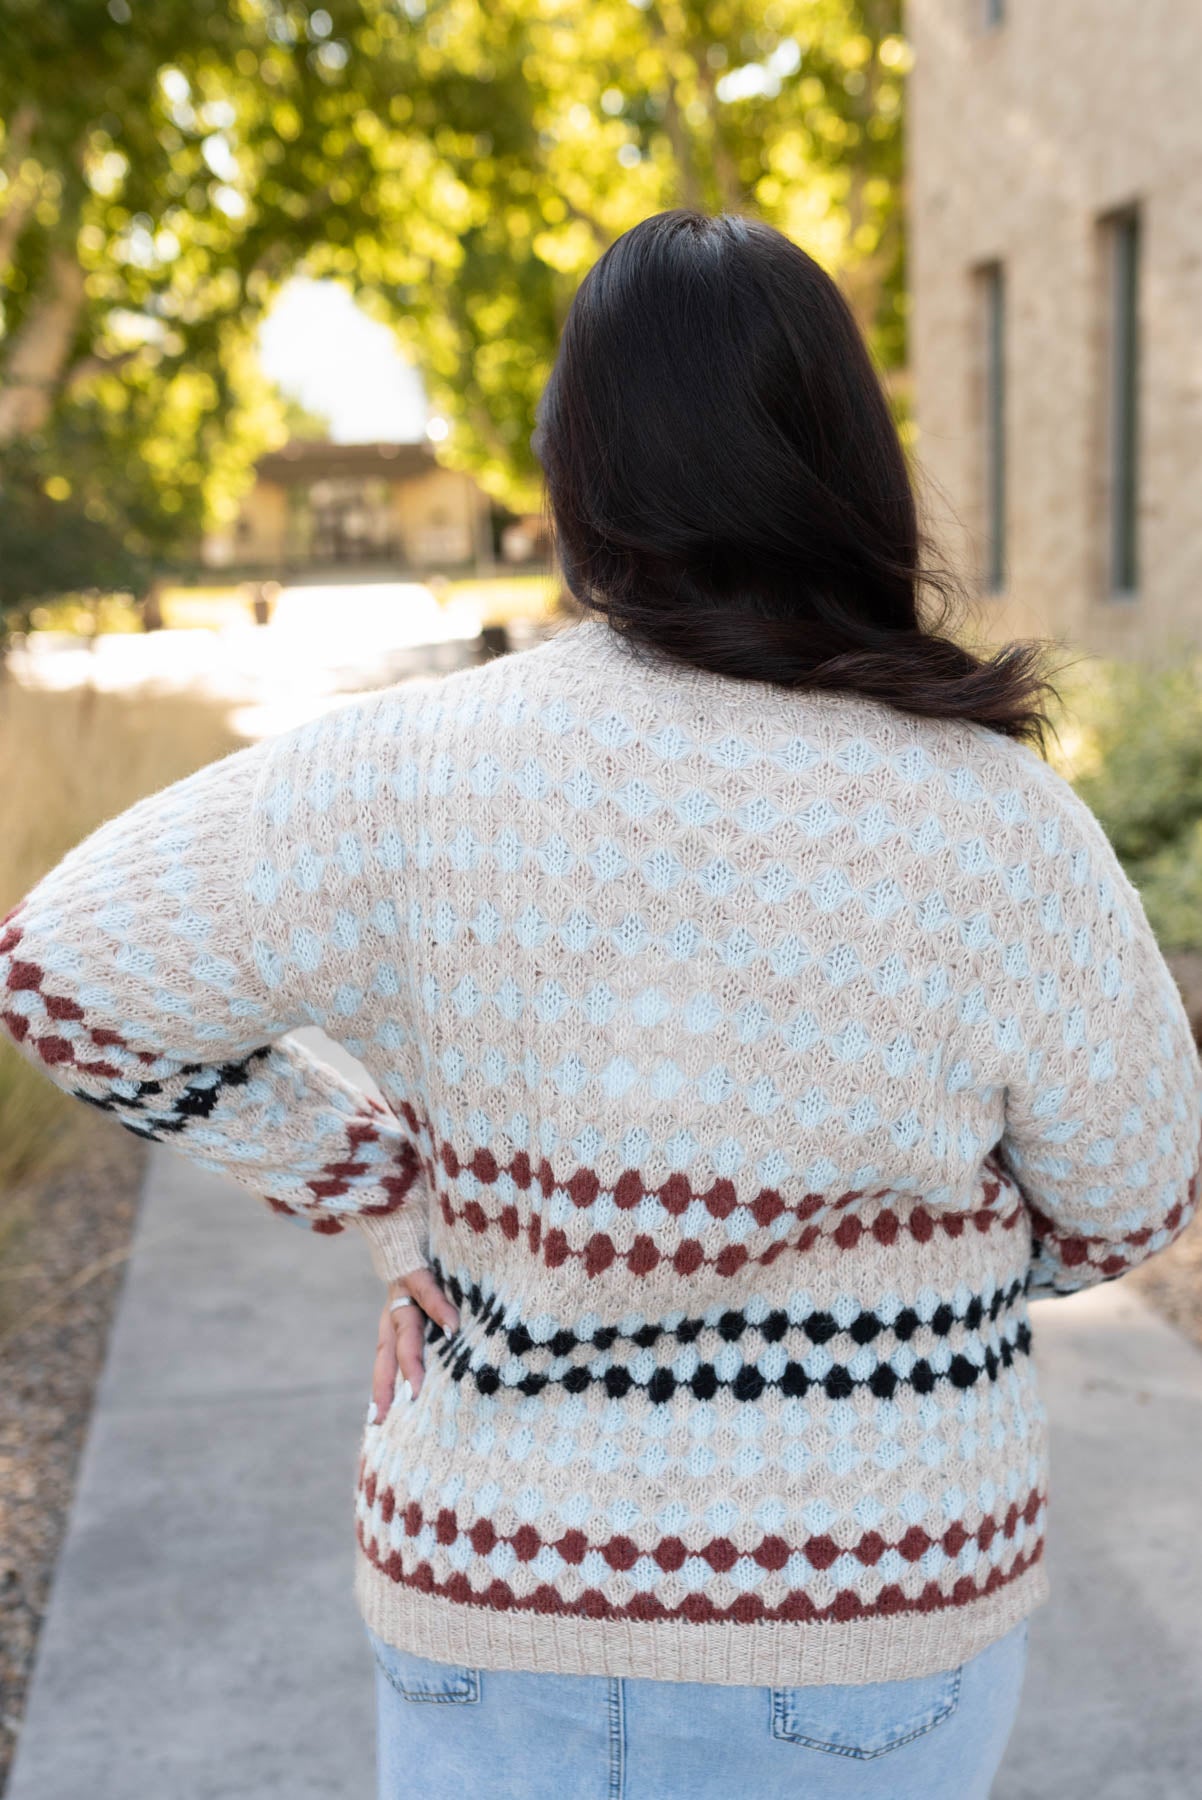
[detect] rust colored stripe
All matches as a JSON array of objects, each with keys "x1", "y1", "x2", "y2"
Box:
[
  {"x1": 355, "y1": 1515, "x2": 1044, "y2": 1627},
  {"x1": 359, "y1": 1485, "x2": 1045, "y2": 1580}
]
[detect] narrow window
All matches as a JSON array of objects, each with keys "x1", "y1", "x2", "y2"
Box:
[
  {"x1": 974, "y1": 261, "x2": 1006, "y2": 595},
  {"x1": 1101, "y1": 206, "x2": 1141, "y2": 597}
]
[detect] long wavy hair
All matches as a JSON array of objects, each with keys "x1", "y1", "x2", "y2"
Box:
[{"x1": 531, "y1": 208, "x2": 1066, "y2": 748}]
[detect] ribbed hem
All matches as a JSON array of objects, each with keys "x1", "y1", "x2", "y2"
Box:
[
  {"x1": 353, "y1": 1545, "x2": 1050, "y2": 1688},
  {"x1": 351, "y1": 1209, "x2": 429, "y2": 1282}
]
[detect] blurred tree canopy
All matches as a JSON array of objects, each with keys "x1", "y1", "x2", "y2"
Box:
[{"x1": 0, "y1": 0, "x2": 908, "y2": 613}]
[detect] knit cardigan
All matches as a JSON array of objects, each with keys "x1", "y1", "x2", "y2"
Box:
[{"x1": 3, "y1": 613, "x2": 1200, "y2": 1688}]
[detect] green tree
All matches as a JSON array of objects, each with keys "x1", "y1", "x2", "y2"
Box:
[
  {"x1": 323, "y1": 0, "x2": 909, "y2": 508},
  {"x1": 0, "y1": 0, "x2": 908, "y2": 609},
  {"x1": 0, "y1": 0, "x2": 380, "y2": 603}
]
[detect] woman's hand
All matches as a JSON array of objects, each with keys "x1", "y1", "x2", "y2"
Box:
[{"x1": 370, "y1": 1266, "x2": 460, "y2": 1421}]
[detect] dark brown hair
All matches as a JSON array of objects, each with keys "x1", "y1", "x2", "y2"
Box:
[{"x1": 532, "y1": 208, "x2": 1066, "y2": 748}]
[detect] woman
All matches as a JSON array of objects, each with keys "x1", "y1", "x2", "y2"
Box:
[{"x1": 4, "y1": 209, "x2": 1199, "y2": 1799}]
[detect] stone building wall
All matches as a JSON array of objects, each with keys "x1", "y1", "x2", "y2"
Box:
[{"x1": 906, "y1": 0, "x2": 1202, "y2": 660}]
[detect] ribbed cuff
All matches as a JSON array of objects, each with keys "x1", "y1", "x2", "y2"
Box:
[{"x1": 352, "y1": 1209, "x2": 429, "y2": 1283}]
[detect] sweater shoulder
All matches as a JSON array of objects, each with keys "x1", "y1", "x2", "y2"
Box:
[
  {"x1": 968, "y1": 728, "x2": 1128, "y2": 871},
  {"x1": 953, "y1": 724, "x2": 1150, "y2": 946}
]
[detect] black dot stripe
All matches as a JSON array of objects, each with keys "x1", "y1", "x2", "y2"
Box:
[{"x1": 422, "y1": 1258, "x2": 1034, "y2": 1406}]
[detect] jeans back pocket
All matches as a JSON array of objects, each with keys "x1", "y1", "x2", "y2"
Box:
[
  {"x1": 367, "y1": 1629, "x2": 482, "y2": 1705},
  {"x1": 770, "y1": 1661, "x2": 961, "y2": 1759}
]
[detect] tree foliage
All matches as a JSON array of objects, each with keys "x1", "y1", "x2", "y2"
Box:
[{"x1": 0, "y1": 0, "x2": 908, "y2": 608}]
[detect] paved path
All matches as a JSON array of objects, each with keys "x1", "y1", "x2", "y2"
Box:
[
  {"x1": 5, "y1": 1146, "x2": 381, "y2": 1800},
  {"x1": 8, "y1": 1131, "x2": 1202, "y2": 1797},
  {"x1": 994, "y1": 1279, "x2": 1202, "y2": 1799}
]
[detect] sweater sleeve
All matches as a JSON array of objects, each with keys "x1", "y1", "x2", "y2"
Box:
[
  {"x1": 990, "y1": 750, "x2": 1202, "y2": 1299},
  {"x1": 0, "y1": 716, "x2": 430, "y2": 1284}
]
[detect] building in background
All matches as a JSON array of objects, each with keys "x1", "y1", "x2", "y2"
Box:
[
  {"x1": 907, "y1": 0, "x2": 1202, "y2": 659},
  {"x1": 201, "y1": 440, "x2": 551, "y2": 580}
]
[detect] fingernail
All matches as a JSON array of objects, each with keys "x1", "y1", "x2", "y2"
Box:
[{"x1": 366, "y1": 1400, "x2": 378, "y2": 1426}]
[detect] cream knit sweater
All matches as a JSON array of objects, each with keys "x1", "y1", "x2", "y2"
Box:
[{"x1": 3, "y1": 613, "x2": 1200, "y2": 1687}]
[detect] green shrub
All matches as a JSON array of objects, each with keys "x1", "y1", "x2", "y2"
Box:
[{"x1": 1054, "y1": 650, "x2": 1202, "y2": 953}]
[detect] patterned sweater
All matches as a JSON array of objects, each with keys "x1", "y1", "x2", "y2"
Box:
[{"x1": 3, "y1": 612, "x2": 1200, "y2": 1688}]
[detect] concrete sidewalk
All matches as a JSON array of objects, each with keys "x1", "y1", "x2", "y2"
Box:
[
  {"x1": 8, "y1": 1146, "x2": 1202, "y2": 1799},
  {"x1": 994, "y1": 1279, "x2": 1202, "y2": 1799},
  {"x1": 5, "y1": 1143, "x2": 382, "y2": 1800}
]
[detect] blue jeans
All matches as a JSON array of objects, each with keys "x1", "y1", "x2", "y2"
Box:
[{"x1": 367, "y1": 1617, "x2": 1029, "y2": 1799}]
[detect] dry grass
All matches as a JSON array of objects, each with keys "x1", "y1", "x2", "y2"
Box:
[
  {"x1": 0, "y1": 681, "x2": 241, "y2": 1249},
  {"x1": 0, "y1": 683, "x2": 240, "y2": 1775}
]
